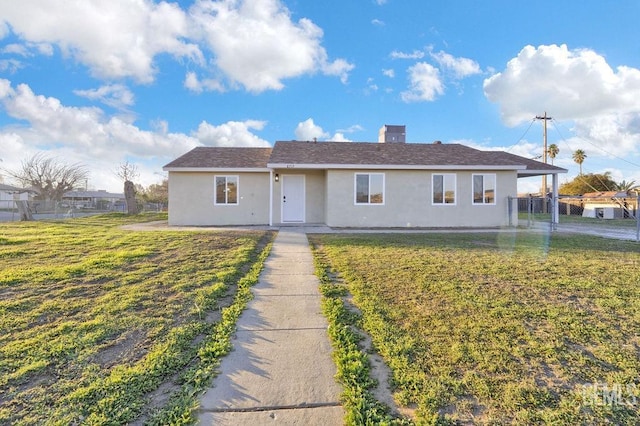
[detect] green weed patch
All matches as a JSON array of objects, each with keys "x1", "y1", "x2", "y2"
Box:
[
  {"x1": 310, "y1": 232, "x2": 640, "y2": 425},
  {"x1": 312, "y1": 246, "x2": 411, "y2": 425},
  {"x1": 0, "y1": 214, "x2": 274, "y2": 425}
]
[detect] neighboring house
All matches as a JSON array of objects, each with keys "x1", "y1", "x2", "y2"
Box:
[
  {"x1": 62, "y1": 190, "x2": 126, "y2": 211},
  {"x1": 580, "y1": 191, "x2": 636, "y2": 219},
  {"x1": 163, "y1": 138, "x2": 566, "y2": 228},
  {"x1": 0, "y1": 183, "x2": 32, "y2": 209}
]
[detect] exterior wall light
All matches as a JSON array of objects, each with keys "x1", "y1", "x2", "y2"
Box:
[{"x1": 274, "y1": 173, "x2": 279, "y2": 182}]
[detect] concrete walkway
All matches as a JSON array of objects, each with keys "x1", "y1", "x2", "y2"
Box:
[{"x1": 197, "y1": 228, "x2": 344, "y2": 425}]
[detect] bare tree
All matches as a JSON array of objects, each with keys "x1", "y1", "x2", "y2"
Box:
[
  {"x1": 115, "y1": 161, "x2": 139, "y2": 215},
  {"x1": 4, "y1": 153, "x2": 88, "y2": 202},
  {"x1": 115, "y1": 161, "x2": 139, "y2": 183}
]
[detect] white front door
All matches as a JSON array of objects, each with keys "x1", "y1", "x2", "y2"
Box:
[{"x1": 282, "y1": 175, "x2": 305, "y2": 222}]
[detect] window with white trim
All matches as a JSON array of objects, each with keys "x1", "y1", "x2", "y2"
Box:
[
  {"x1": 432, "y1": 174, "x2": 456, "y2": 205},
  {"x1": 355, "y1": 173, "x2": 384, "y2": 204},
  {"x1": 215, "y1": 175, "x2": 238, "y2": 205},
  {"x1": 472, "y1": 174, "x2": 496, "y2": 205}
]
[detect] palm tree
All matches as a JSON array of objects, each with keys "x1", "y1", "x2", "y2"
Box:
[
  {"x1": 572, "y1": 149, "x2": 586, "y2": 175},
  {"x1": 547, "y1": 144, "x2": 559, "y2": 165},
  {"x1": 615, "y1": 179, "x2": 638, "y2": 192}
]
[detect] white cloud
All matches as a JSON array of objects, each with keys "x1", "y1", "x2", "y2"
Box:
[
  {"x1": 483, "y1": 44, "x2": 640, "y2": 126},
  {"x1": 322, "y1": 58, "x2": 355, "y2": 85},
  {"x1": 429, "y1": 50, "x2": 481, "y2": 79},
  {"x1": 365, "y1": 77, "x2": 379, "y2": 93},
  {"x1": 465, "y1": 139, "x2": 543, "y2": 161},
  {"x1": 33, "y1": 43, "x2": 54, "y2": 56},
  {"x1": 484, "y1": 44, "x2": 640, "y2": 158},
  {"x1": 401, "y1": 62, "x2": 444, "y2": 102},
  {"x1": 0, "y1": 42, "x2": 52, "y2": 57},
  {"x1": 394, "y1": 48, "x2": 480, "y2": 102},
  {"x1": 293, "y1": 118, "x2": 353, "y2": 141},
  {"x1": 390, "y1": 49, "x2": 425, "y2": 60},
  {"x1": 0, "y1": 79, "x2": 273, "y2": 191},
  {"x1": 371, "y1": 19, "x2": 385, "y2": 26},
  {"x1": 0, "y1": 0, "x2": 203, "y2": 83},
  {"x1": 295, "y1": 118, "x2": 327, "y2": 140},
  {"x1": 1, "y1": 44, "x2": 30, "y2": 56},
  {"x1": 73, "y1": 84, "x2": 135, "y2": 110},
  {"x1": 190, "y1": 0, "x2": 353, "y2": 92},
  {"x1": 0, "y1": 59, "x2": 22, "y2": 73},
  {"x1": 194, "y1": 120, "x2": 271, "y2": 147},
  {"x1": 329, "y1": 132, "x2": 352, "y2": 142},
  {"x1": 0, "y1": 79, "x2": 12, "y2": 97},
  {"x1": 0, "y1": 132, "x2": 28, "y2": 163},
  {"x1": 572, "y1": 113, "x2": 640, "y2": 156},
  {"x1": 337, "y1": 124, "x2": 364, "y2": 134},
  {"x1": 382, "y1": 68, "x2": 395, "y2": 78},
  {"x1": 0, "y1": 0, "x2": 351, "y2": 91},
  {"x1": 183, "y1": 71, "x2": 225, "y2": 93}
]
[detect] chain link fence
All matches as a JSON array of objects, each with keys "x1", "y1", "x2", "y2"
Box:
[
  {"x1": 511, "y1": 195, "x2": 640, "y2": 242},
  {"x1": 0, "y1": 199, "x2": 166, "y2": 222}
]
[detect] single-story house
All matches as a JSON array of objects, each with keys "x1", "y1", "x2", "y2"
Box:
[
  {"x1": 580, "y1": 191, "x2": 636, "y2": 219},
  {"x1": 0, "y1": 183, "x2": 32, "y2": 209},
  {"x1": 163, "y1": 138, "x2": 566, "y2": 228},
  {"x1": 62, "y1": 190, "x2": 126, "y2": 211}
]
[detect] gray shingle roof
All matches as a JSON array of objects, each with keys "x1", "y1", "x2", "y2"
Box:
[
  {"x1": 268, "y1": 141, "x2": 567, "y2": 174},
  {"x1": 269, "y1": 141, "x2": 507, "y2": 166},
  {"x1": 164, "y1": 146, "x2": 272, "y2": 169},
  {"x1": 164, "y1": 142, "x2": 567, "y2": 175}
]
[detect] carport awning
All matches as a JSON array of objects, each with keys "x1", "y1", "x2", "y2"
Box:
[
  {"x1": 517, "y1": 169, "x2": 567, "y2": 178},
  {"x1": 492, "y1": 151, "x2": 567, "y2": 177}
]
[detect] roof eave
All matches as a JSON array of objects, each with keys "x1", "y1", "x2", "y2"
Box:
[
  {"x1": 163, "y1": 167, "x2": 271, "y2": 172},
  {"x1": 267, "y1": 163, "x2": 525, "y2": 171}
]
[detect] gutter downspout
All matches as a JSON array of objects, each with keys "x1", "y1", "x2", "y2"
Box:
[
  {"x1": 552, "y1": 173, "x2": 559, "y2": 230},
  {"x1": 269, "y1": 169, "x2": 273, "y2": 227}
]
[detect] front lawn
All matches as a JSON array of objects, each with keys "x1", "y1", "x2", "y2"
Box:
[
  {"x1": 310, "y1": 232, "x2": 640, "y2": 424},
  {"x1": 0, "y1": 214, "x2": 274, "y2": 425}
]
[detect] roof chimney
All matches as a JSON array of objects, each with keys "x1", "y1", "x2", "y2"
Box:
[{"x1": 378, "y1": 125, "x2": 406, "y2": 143}]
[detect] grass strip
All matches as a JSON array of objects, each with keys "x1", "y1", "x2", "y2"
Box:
[
  {"x1": 311, "y1": 242, "x2": 412, "y2": 426},
  {"x1": 143, "y1": 239, "x2": 273, "y2": 425}
]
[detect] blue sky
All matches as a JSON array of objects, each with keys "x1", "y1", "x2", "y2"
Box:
[{"x1": 1, "y1": 0, "x2": 639, "y2": 193}]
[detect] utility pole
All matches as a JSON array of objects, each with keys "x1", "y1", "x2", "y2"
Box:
[
  {"x1": 535, "y1": 112, "x2": 552, "y2": 193},
  {"x1": 536, "y1": 112, "x2": 552, "y2": 212}
]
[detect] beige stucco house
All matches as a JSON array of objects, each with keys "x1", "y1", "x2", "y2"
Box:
[{"x1": 163, "y1": 139, "x2": 566, "y2": 228}]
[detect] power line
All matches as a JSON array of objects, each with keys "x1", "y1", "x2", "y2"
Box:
[
  {"x1": 550, "y1": 119, "x2": 640, "y2": 169},
  {"x1": 549, "y1": 120, "x2": 622, "y2": 192},
  {"x1": 504, "y1": 118, "x2": 536, "y2": 153}
]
